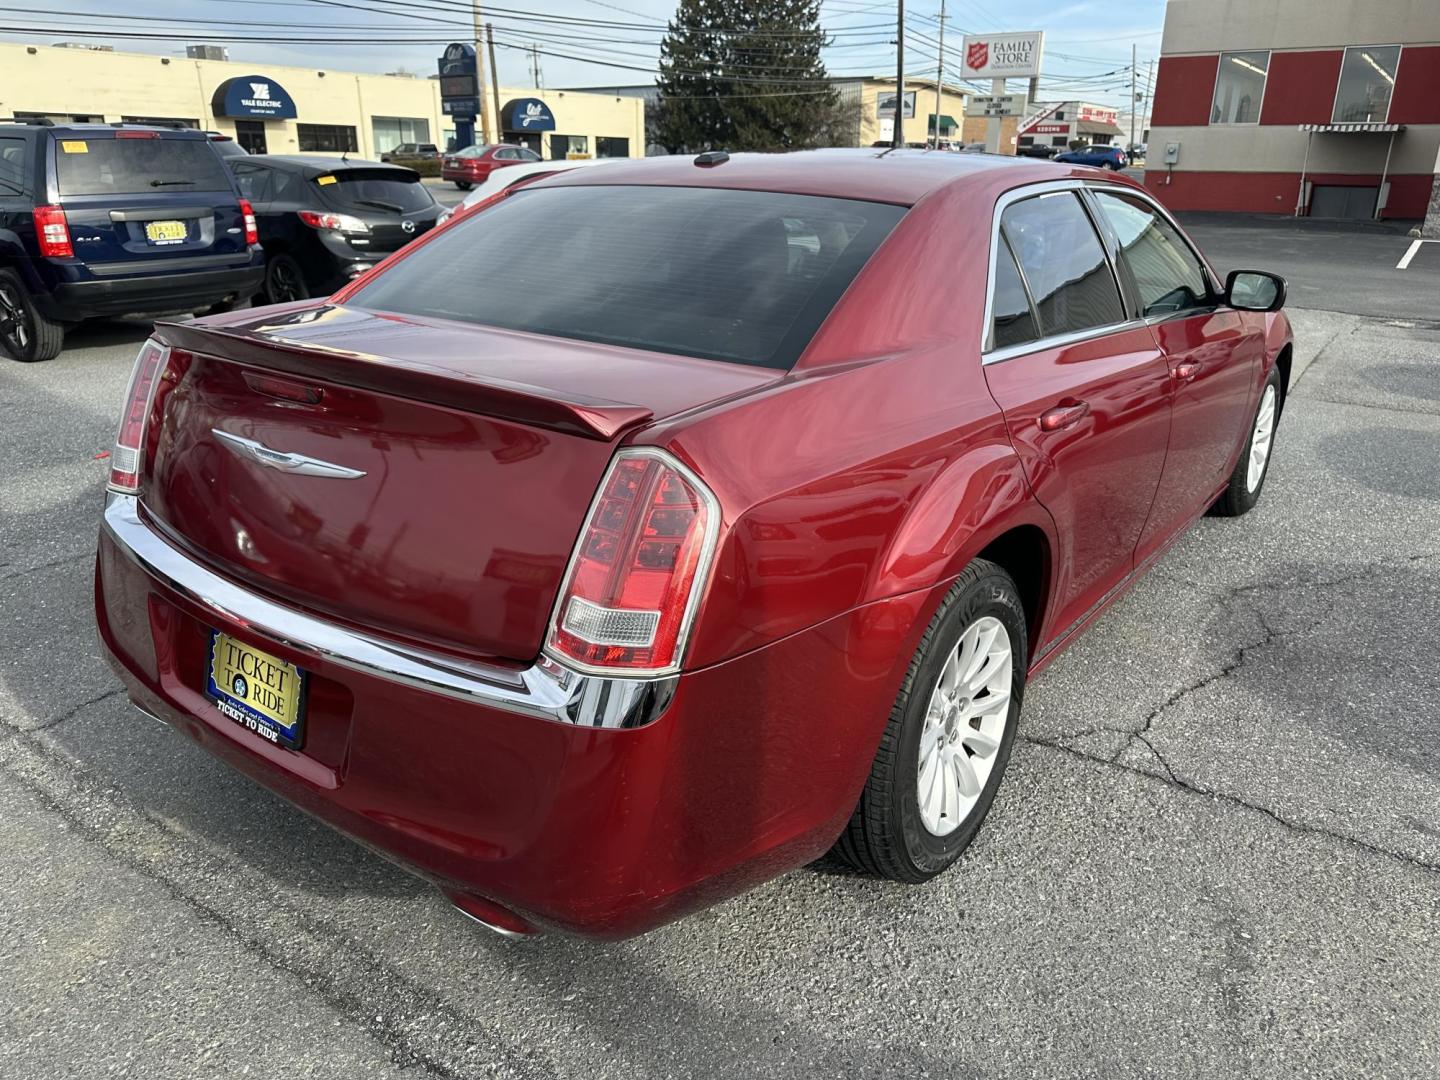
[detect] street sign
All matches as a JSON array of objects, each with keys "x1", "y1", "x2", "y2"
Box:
[
  {"x1": 965, "y1": 93, "x2": 1027, "y2": 118},
  {"x1": 960, "y1": 32, "x2": 1044, "y2": 79}
]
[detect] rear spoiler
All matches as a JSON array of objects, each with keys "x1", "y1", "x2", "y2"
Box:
[{"x1": 154, "y1": 318, "x2": 654, "y2": 441}]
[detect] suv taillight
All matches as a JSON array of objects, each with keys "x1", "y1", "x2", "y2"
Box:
[
  {"x1": 33, "y1": 205, "x2": 73, "y2": 258},
  {"x1": 108, "y1": 339, "x2": 169, "y2": 494},
  {"x1": 239, "y1": 198, "x2": 258, "y2": 246},
  {"x1": 545, "y1": 449, "x2": 720, "y2": 676}
]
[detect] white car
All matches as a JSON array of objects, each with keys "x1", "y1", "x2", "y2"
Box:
[{"x1": 438, "y1": 157, "x2": 625, "y2": 224}]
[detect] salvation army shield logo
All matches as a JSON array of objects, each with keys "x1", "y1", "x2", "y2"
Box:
[{"x1": 966, "y1": 41, "x2": 989, "y2": 71}]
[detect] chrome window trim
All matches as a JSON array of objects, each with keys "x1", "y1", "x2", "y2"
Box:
[
  {"x1": 102, "y1": 494, "x2": 675, "y2": 730},
  {"x1": 980, "y1": 179, "x2": 1137, "y2": 364}
]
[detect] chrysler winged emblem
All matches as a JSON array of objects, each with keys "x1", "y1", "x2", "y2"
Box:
[{"x1": 212, "y1": 430, "x2": 366, "y2": 479}]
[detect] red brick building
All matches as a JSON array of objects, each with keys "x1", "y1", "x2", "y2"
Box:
[{"x1": 1146, "y1": 0, "x2": 1440, "y2": 220}]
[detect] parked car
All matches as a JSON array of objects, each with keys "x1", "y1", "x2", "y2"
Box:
[
  {"x1": 226, "y1": 155, "x2": 442, "y2": 304},
  {"x1": 0, "y1": 121, "x2": 262, "y2": 362},
  {"x1": 441, "y1": 156, "x2": 622, "y2": 222},
  {"x1": 204, "y1": 132, "x2": 248, "y2": 159},
  {"x1": 1016, "y1": 143, "x2": 1058, "y2": 159},
  {"x1": 1053, "y1": 143, "x2": 1128, "y2": 170},
  {"x1": 95, "y1": 149, "x2": 1291, "y2": 938},
  {"x1": 380, "y1": 142, "x2": 439, "y2": 163},
  {"x1": 440, "y1": 143, "x2": 542, "y2": 189}
]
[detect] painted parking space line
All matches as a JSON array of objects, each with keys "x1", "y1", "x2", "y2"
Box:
[{"x1": 1396, "y1": 238, "x2": 1433, "y2": 270}]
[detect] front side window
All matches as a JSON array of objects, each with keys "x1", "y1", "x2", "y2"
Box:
[
  {"x1": 1332, "y1": 45, "x2": 1401, "y2": 124},
  {"x1": 350, "y1": 185, "x2": 906, "y2": 370},
  {"x1": 298, "y1": 124, "x2": 358, "y2": 153},
  {"x1": 1211, "y1": 51, "x2": 1269, "y2": 124},
  {"x1": 1000, "y1": 192, "x2": 1125, "y2": 339},
  {"x1": 1093, "y1": 192, "x2": 1210, "y2": 317}
]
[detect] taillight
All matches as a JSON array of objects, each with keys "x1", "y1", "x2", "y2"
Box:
[
  {"x1": 545, "y1": 449, "x2": 720, "y2": 676},
  {"x1": 239, "y1": 198, "x2": 258, "y2": 246},
  {"x1": 298, "y1": 210, "x2": 370, "y2": 234},
  {"x1": 33, "y1": 205, "x2": 73, "y2": 258},
  {"x1": 108, "y1": 339, "x2": 169, "y2": 494}
]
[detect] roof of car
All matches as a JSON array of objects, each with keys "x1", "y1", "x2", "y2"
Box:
[
  {"x1": 244, "y1": 155, "x2": 416, "y2": 175},
  {"x1": 0, "y1": 122, "x2": 208, "y2": 139},
  {"x1": 535, "y1": 147, "x2": 1101, "y2": 206}
]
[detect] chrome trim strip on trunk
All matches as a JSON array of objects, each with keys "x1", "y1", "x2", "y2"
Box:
[{"x1": 102, "y1": 495, "x2": 674, "y2": 729}]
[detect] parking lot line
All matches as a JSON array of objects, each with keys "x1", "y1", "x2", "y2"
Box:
[{"x1": 1396, "y1": 238, "x2": 1430, "y2": 270}]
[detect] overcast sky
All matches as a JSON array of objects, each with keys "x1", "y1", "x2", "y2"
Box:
[{"x1": 1, "y1": 0, "x2": 1165, "y2": 109}]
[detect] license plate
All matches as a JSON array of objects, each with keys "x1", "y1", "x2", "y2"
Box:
[
  {"x1": 144, "y1": 220, "x2": 188, "y2": 245},
  {"x1": 205, "y1": 630, "x2": 306, "y2": 749}
]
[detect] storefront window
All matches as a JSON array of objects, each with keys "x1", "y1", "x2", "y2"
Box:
[
  {"x1": 298, "y1": 124, "x2": 358, "y2": 153},
  {"x1": 548, "y1": 134, "x2": 589, "y2": 160},
  {"x1": 596, "y1": 136, "x2": 630, "y2": 158},
  {"x1": 372, "y1": 117, "x2": 432, "y2": 155},
  {"x1": 1332, "y1": 45, "x2": 1400, "y2": 124},
  {"x1": 1210, "y1": 51, "x2": 1269, "y2": 124}
]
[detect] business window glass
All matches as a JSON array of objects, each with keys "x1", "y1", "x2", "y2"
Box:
[
  {"x1": 596, "y1": 136, "x2": 630, "y2": 158},
  {"x1": 298, "y1": 124, "x2": 358, "y2": 153},
  {"x1": 1332, "y1": 45, "x2": 1400, "y2": 124},
  {"x1": 372, "y1": 117, "x2": 432, "y2": 155},
  {"x1": 1210, "y1": 51, "x2": 1269, "y2": 124}
]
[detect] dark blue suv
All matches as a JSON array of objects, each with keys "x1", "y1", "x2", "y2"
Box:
[{"x1": 0, "y1": 121, "x2": 265, "y2": 362}]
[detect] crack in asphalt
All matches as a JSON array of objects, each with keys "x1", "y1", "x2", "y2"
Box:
[
  {"x1": 29, "y1": 687, "x2": 126, "y2": 731},
  {"x1": 0, "y1": 719, "x2": 558, "y2": 1080},
  {"x1": 0, "y1": 548, "x2": 92, "y2": 584},
  {"x1": 1023, "y1": 550, "x2": 1440, "y2": 878}
]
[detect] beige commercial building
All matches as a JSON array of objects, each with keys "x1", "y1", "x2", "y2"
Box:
[
  {"x1": 836, "y1": 77, "x2": 1021, "y2": 150},
  {"x1": 0, "y1": 41, "x2": 645, "y2": 161},
  {"x1": 1147, "y1": 0, "x2": 1440, "y2": 219}
]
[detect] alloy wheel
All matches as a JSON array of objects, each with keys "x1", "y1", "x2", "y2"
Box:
[
  {"x1": 0, "y1": 284, "x2": 29, "y2": 358},
  {"x1": 917, "y1": 615, "x2": 1013, "y2": 836},
  {"x1": 270, "y1": 261, "x2": 304, "y2": 303},
  {"x1": 1246, "y1": 384, "x2": 1277, "y2": 493}
]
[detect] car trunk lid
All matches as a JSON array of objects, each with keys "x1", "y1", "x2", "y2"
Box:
[{"x1": 143, "y1": 303, "x2": 778, "y2": 662}]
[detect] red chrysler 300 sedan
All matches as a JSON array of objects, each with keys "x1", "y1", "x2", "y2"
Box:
[
  {"x1": 95, "y1": 150, "x2": 1292, "y2": 939},
  {"x1": 440, "y1": 142, "x2": 541, "y2": 189}
]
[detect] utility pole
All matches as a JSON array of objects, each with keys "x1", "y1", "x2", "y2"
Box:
[
  {"x1": 471, "y1": 0, "x2": 493, "y2": 144},
  {"x1": 1129, "y1": 42, "x2": 1137, "y2": 154},
  {"x1": 891, "y1": 0, "x2": 904, "y2": 149},
  {"x1": 931, "y1": 0, "x2": 946, "y2": 148},
  {"x1": 530, "y1": 44, "x2": 543, "y2": 90},
  {"x1": 486, "y1": 23, "x2": 501, "y2": 147}
]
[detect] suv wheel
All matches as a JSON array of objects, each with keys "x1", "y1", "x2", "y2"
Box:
[{"x1": 0, "y1": 269, "x2": 65, "y2": 363}]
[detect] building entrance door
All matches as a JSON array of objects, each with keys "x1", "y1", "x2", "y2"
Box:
[
  {"x1": 1310, "y1": 184, "x2": 1378, "y2": 219},
  {"x1": 235, "y1": 121, "x2": 268, "y2": 155}
]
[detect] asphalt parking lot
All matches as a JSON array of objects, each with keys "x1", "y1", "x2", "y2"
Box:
[{"x1": 2, "y1": 220, "x2": 1439, "y2": 1079}]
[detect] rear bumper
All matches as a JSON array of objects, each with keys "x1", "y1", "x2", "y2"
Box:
[
  {"x1": 35, "y1": 257, "x2": 266, "y2": 321},
  {"x1": 95, "y1": 494, "x2": 928, "y2": 938}
]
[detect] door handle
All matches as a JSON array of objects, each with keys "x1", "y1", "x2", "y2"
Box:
[
  {"x1": 1172, "y1": 360, "x2": 1203, "y2": 381},
  {"x1": 1038, "y1": 400, "x2": 1090, "y2": 432}
]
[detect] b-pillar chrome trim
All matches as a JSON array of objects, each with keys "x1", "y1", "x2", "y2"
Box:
[{"x1": 102, "y1": 494, "x2": 675, "y2": 730}]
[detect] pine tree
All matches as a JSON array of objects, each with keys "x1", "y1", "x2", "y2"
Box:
[{"x1": 656, "y1": 0, "x2": 841, "y2": 154}]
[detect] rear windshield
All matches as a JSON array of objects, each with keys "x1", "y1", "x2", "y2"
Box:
[
  {"x1": 319, "y1": 171, "x2": 433, "y2": 213},
  {"x1": 55, "y1": 137, "x2": 232, "y2": 196},
  {"x1": 349, "y1": 184, "x2": 906, "y2": 370}
]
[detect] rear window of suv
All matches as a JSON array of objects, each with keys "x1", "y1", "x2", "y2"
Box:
[
  {"x1": 55, "y1": 136, "x2": 232, "y2": 196},
  {"x1": 318, "y1": 171, "x2": 433, "y2": 213},
  {"x1": 350, "y1": 184, "x2": 906, "y2": 370}
]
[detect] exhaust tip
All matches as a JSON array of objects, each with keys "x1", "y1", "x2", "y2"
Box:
[{"x1": 443, "y1": 889, "x2": 538, "y2": 939}]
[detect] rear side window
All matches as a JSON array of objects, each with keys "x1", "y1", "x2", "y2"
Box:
[
  {"x1": 990, "y1": 237, "x2": 1039, "y2": 349},
  {"x1": 319, "y1": 172, "x2": 433, "y2": 213},
  {"x1": 351, "y1": 185, "x2": 907, "y2": 370},
  {"x1": 1001, "y1": 192, "x2": 1124, "y2": 338},
  {"x1": 0, "y1": 137, "x2": 27, "y2": 195},
  {"x1": 55, "y1": 137, "x2": 232, "y2": 196}
]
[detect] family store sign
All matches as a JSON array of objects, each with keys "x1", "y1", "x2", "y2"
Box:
[{"x1": 961, "y1": 32, "x2": 1045, "y2": 80}]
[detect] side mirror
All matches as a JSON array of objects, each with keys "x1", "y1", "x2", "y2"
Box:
[{"x1": 1225, "y1": 269, "x2": 1286, "y2": 313}]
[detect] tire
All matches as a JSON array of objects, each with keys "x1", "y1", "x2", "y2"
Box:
[
  {"x1": 260, "y1": 254, "x2": 310, "y2": 307},
  {"x1": 454, "y1": 180, "x2": 472, "y2": 190},
  {"x1": 834, "y1": 558, "x2": 1028, "y2": 882},
  {"x1": 0, "y1": 268, "x2": 65, "y2": 363},
  {"x1": 1213, "y1": 366, "x2": 1282, "y2": 517}
]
